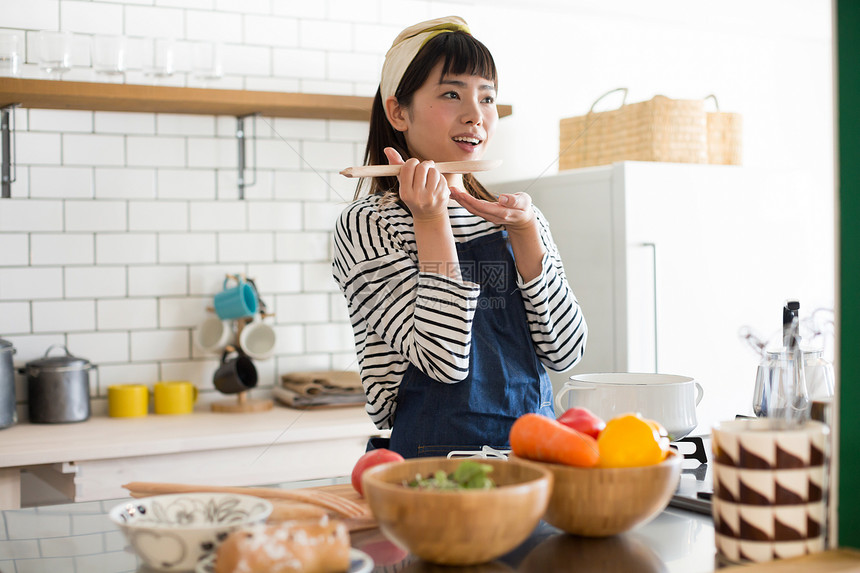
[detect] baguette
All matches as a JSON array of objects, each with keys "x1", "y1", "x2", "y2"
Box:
[{"x1": 214, "y1": 517, "x2": 350, "y2": 573}]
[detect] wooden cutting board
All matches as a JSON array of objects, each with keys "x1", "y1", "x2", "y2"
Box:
[
  {"x1": 719, "y1": 549, "x2": 860, "y2": 572},
  {"x1": 123, "y1": 480, "x2": 377, "y2": 532},
  {"x1": 311, "y1": 483, "x2": 375, "y2": 532}
]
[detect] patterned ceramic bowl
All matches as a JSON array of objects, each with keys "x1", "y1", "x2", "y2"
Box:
[{"x1": 109, "y1": 493, "x2": 273, "y2": 572}]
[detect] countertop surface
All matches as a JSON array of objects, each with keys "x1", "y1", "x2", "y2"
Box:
[
  {"x1": 0, "y1": 405, "x2": 380, "y2": 468},
  {"x1": 0, "y1": 496, "x2": 718, "y2": 573}
]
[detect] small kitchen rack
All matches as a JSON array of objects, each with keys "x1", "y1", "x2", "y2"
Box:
[
  {"x1": 0, "y1": 78, "x2": 513, "y2": 199},
  {"x1": 208, "y1": 273, "x2": 275, "y2": 414}
]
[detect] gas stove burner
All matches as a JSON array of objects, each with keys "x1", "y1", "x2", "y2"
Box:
[
  {"x1": 447, "y1": 445, "x2": 510, "y2": 459},
  {"x1": 672, "y1": 435, "x2": 708, "y2": 465},
  {"x1": 668, "y1": 435, "x2": 713, "y2": 515}
]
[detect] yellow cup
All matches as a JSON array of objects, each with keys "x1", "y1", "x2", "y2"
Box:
[
  {"x1": 108, "y1": 384, "x2": 149, "y2": 418},
  {"x1": 154, "y1": 381, "x2": 199, "y2": 415}
]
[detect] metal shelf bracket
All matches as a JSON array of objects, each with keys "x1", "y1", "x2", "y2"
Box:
[
  {"x1": 236, "y1": 113, "x2": 259, "y2": 199},
  {"x1": 1, "y1": 104, "x2": 18, "y2": 199}
]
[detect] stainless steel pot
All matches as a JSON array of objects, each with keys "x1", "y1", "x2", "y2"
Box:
[
  {"x1": 0, "y1": 338, "x2": 17, "y2": 429},
  {"x1": 24, "y1": 345, "x2": 95, "y2": 424}
]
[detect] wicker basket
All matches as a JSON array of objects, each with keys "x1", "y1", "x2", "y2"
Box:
[
  {"x1": 705, "y1": 94, "x2": 743, "y2": 166},
  {"x1": 559, "y1": 89, "x2": 741, "y2": 170}
]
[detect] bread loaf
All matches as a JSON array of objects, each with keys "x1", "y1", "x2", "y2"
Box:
[{"x1": 214, "y1": 516, "x2": 350, "y2": 573}]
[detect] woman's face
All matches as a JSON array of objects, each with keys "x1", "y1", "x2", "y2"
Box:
[{"x1": 395, "y1": 60, "x2": 498, "y2": 164}]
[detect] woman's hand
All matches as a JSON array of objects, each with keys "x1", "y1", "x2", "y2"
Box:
[
  {"x1": 385, "y1": 147, "x2": 450, "y2": 223},
  {"x1": 384, "y1": 148, "x2": 460, "y2": 278},
  {"x1": 449, "y1": 188, "x2": 537, "y2": 233},
  {"x1": 450, "y1": 187, "x2": 545, "y2": 281}
]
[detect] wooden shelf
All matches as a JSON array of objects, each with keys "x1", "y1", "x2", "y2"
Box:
[{"x1": 0, "y1": 78, "x2": 513, "y2": 120}]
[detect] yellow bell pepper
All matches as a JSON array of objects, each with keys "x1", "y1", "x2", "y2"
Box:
[{"x1": 597, "y1": 413, "x2": 670, "y2": 468}]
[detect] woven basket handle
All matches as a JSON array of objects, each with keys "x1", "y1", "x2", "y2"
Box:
[
  {"x1": 704, "y1": 94, "x2": 720, "y2": 111},
  {"x1": 589, "y1": 88, "x2": 628, "y2": 113}
]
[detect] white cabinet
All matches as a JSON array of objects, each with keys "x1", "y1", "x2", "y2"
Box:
[
  {"x1": 490, "y1": 162, "x2": 833, "y2": 433},
  {"x1": 0, "y1": 405, "x2": 385, "y2": 508}
]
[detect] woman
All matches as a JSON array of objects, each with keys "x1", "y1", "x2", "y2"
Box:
[{"x1": 332, "y1": 16, "x2": 587, "y2": 458}]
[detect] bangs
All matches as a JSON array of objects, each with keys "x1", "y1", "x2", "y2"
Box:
[
  {"x1": 396, "y1": 31, "x2": 498, "y2": 99},
  {"x1": 437, "y1": 33, "x2": 497, "y2": 86}
]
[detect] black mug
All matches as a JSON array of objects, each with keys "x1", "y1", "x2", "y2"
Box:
[{"x1": 213, "y1": 349, "x2": 258, "y2": 394}]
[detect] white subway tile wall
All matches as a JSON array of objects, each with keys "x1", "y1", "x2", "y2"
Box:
[
  {"x1": 0, "y1": 198, "x2": 63, "y2": 232},
  {"x1": 94, "y1": 112, "x2": 155, "y2": 135},
  {"x1": 65, "y1": 331, "x2": 130, "y2": 365},
  {"x1": 31, "y1": 167, "x2": 94, "y2": 199},
  {"x1": 32, "y1": 300, "x2": 96, "y2": 333},
  {"x1": 0, "y1": 302, "x2": 30, "y2": 333},
  {"x1": 65, "y1": 201, "x2": 128, "y2": 232},
  {"x1": 61, "y1": 2, "x2": 125, "y2": 36},
  {"x1": 129, "y1": 201, "x2": 188, "y2": 232},
  {"x1": 30, "y1": 110, "x2": 93, "y2": 133},
  {"x1": 15, "y1": 133, "x2": 62, "y2": 165},
  {"x1": 65, "y1": 266, "x2": 128, "y2": 298},
  {"x1": 244, "y1": 15, "x2": 300, "y2": 49},
  {"x1": 124, "y1": 6, "x2": 186, "y2": 39},
  {"x1": 96, "y1": 298, "x2": 158, "y2": 330},
  {"x1": 96, "y1": 168, "x2": 156, "y2": 199},
  {"x1": 1, "y1": 0, "x2": 60, "y2": 31},
  {"x1": 0, "y1": 0, "x2": 411, "y2": 416},
  {"x1": 63, "y1": 134, "x2": 126, "y2": 166}
]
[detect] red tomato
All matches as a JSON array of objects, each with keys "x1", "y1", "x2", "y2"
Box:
[
  {"x1": 351, "y1": 448, "x2": 404, "y2": 496},
  {"x1": 556, "y1": 407, "x2": 606, "y2": 439}
]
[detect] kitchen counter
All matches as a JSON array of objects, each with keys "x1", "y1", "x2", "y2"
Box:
[
  {"x1": 0, "y1": 498, "x2": 718, "y2": 572},
  {"x1": 0, "y1": 405, "x2": 385, "y2": 509}
]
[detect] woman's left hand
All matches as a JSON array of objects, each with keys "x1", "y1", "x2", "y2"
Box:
[{"x1": 449, "y1": 188, "x2": 536, "y2": 232}]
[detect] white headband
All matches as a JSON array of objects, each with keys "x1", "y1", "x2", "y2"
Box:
[{"x1": 380, "y1": 16, "x2": 471, "y2": 104}]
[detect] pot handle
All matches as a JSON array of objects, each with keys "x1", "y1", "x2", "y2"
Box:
[
  {"x1": 554, "y1": 380, "x2": 597, "y2": 412},
  {"x1": 694, "y1": 382, "x2": 704, "y2": 406},
  {"x1": 43, "y1": 344, "x2": 72, "y2": 358}
]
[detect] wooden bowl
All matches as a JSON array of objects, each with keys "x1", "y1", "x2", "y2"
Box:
[
  {"x1": 513, "y1": 450, "x2": 681, "y2": 537},
  {"x1": 361, "y1": 457, "x2": 552, "y2": 565}
]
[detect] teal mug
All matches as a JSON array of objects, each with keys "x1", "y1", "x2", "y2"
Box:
[{"x1": 213, "y1": 276, "x2": 258, "y2": 320}]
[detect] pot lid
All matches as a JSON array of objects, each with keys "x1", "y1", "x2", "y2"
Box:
[
  {"x1": 0, "y1": 338, "x2": 12, "y2": 352},
  {"x1": 26, "y1": 345, "x2": 91, "y2": 370}
]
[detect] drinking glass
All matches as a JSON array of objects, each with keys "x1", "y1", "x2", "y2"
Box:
[
  {"x1": 192, "y1": 42, "x2": 223, "y2": 86},
  {"x1": 143, "y1": 38, "x2": 175, "y2": 82},
  {"x1": 0, "y1": 32, "x2": 22, "y2": 77},
  {"x1": 38, "y1": 31, "x2": 73, "y2": 80},
  {"x1": 93, "y1": 35, "x2": 127, "y2": 79}
]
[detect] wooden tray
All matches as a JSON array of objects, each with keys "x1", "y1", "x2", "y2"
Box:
[{"x1": 719, "y1": 549, "x2": 860, "y2": 572}]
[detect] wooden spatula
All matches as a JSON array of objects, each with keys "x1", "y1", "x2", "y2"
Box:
[{"x1": 340, "y1": 159, "x2": 502, "y2": 178}]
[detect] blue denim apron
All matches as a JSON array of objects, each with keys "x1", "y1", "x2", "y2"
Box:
[{"x1": 386, "y1": 230, "x2": 555, "y2": 458}]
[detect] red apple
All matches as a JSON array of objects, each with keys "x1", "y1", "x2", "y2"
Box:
[
  {"x1": 351, "y1": 448, "x2": 404, "y2": 496},
  {"x1": 556, "y1": 407, "x2": 606, "y2": 439}
]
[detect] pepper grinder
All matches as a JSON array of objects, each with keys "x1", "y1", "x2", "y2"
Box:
[{"x1": 781, "y1": 300, "x2": 810, "y2": 425}]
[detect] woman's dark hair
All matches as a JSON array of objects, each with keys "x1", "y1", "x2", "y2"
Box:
[{"x1": 355, "y1": 31, "x2": 498, "y2": 203}]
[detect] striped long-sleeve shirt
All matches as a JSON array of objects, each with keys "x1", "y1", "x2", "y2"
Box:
[{"x1": 332, "y1": 194, "x2": 587, "y2": 430}]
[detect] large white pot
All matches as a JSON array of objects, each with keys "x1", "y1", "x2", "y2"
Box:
[{"x1": 555, "y1": 373, "x2": 704, "y2": 440}]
